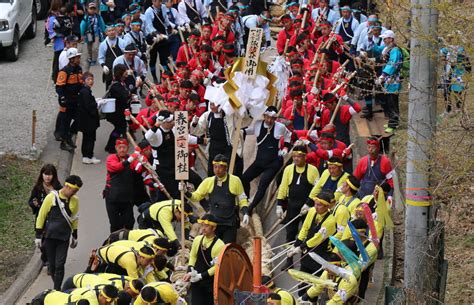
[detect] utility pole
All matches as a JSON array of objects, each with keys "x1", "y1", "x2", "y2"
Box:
[{"x1": 404, "y1": 0, "x2": 439, "y2": 302}]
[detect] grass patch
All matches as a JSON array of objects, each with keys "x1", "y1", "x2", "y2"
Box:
[{"x1": 0, "y1": 155, "x2": 42, "y2": 292}]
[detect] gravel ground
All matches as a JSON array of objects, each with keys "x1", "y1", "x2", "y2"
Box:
[{"x1": 0, "y1": 25, "x2": 58, "y2": 156}]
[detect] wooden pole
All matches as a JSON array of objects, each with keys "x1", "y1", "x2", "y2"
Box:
[
  {"x1": 180, "y1": 182, "x2": 185, "y2": 259},
  {"x1": 253, "y1": 237, "x2": 262, "y2": 293},
  {"x1": 31, "y1": 110, "x2": 36, "y2": 148},
  {"x1": 329, "y1": 97, "x2": 343, "y2": 125}
]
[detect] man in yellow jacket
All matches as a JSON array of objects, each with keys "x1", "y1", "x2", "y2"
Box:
[
  {"x1": 286, "y1": 190, "x2": 336, "y2": 275},
  {"x1": 262, "y1": 275, "x2": 299, "y2": 305},
  {"x1": 183, "y1": 214, "x2": 225, "y2": 305},
  {"x1": 276, "y1": 145, "x2": 320, "y2": 245},
  {"x1": 35, "y1": 175, "x2": 83, "y2": 290},
  {"x1": 181, "y1": 154, "x2": 249, "y2": 243},
  {"x1": 97, "y1": 244, "x2": 155, "y2": 279},
  {"x1": 133, "y1": 282, "x2": 186, "y2": 305},
  {"x1": 29, "y1": 290, "x2": 88, "y2": 305}
]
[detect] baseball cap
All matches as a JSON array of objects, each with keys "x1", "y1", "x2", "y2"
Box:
[
  {"x1": 66, "y1": 48, "x2": 81, "y2": 59},
  {"x1": 380, "y1": 30, "x2": 395, "y2": 39}
]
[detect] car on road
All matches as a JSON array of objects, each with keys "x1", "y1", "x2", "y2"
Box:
[{"x1": 0, "y1": 0, "x2": 37, "y2": 61}]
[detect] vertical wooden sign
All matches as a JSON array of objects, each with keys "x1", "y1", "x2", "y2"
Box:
[
  {"x1": 243, "y1": 28, "x2": 263, "y2": 79},
  {"x1": 174, "y1": 111, "x2": 189, "y2": 180}
]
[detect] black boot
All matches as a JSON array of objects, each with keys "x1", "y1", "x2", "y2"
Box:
[
  {"x1": 60, "y1": 141, "x2": 74, "y2": 152},
  {"x1": 361, "y1": 104, "x2": 373, "y2": 120},
  {"x1": 66, "y1": 137, "x2": 77, "y2": 148}
]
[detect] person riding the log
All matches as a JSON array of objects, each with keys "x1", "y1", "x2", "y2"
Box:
[
  {"x1": 98, "y1": 25, "x2": 126, "y2": 90},
  {"x1": 29, "y1": 290, "x2": 89, "y2": 305},
  {"x1": 62, "y1": 273, "x2": 144, "y2": 299},
  {"x1": 96, "y1": 244, "x2": 155, "y2": 279},
  {"x1": 176, "y1": 29, "x2": 201, "y2": 63},
  {"x1": 353, "y1": 136, "x2": 394, "y2": 200},
  {"x1": 262, "y1": 275, "x2": 299, "y2": 305},
  {"x1": 103, "y1": 138, "x2": 160, "y2": 232},
  {"x1": 306, "y1": 156, "x2": 349, "y2": 205},
  {"x1": 242, "y1": 106, "x2": 292, "y2": 215},
  {"x1": 181, "y1": 154, "x2": 249, "y2": 243},
  {"x1": 35, "y1": 175, "x2": 83, "y2": 290},
  {"x1": 284, "y1": 190, "x2": 336, "y2": 274},
  {"x1": 134, "y1": 282, "x2": 186, "y2": 305},
  {"x1": 336, "y1": 175, "x2": 361, "y2": 218},
  {"x1": 182, "y1": 214, "x2": 225, "y2": 305},
  {"x1": 299, "y1": 251, "x2": 359, "y2": 303},
  {"x1": 69, "y1": 284, "x2": 121, "y2": 304},
  {"x1": 276, "y1": 144, "x2": 320, "y2": 244},
  {"x1": 191, "y1": 101, "x2": 244, "y2": 177},
  {"x1": 137, "y1": 199, "x2": 193, "y2": 250},
  {"x1": 277, "y1": 14, "x2": 295, "y2": 55},
  {"x1": 211, "y1": 13, "x2": 236, "y2": 44},
  {"x1": 144, "y1": 109, "x2": 204, "y2": 199},
  {"x1": 319, "y1": 91, "x2": 361, "y2": 147}
]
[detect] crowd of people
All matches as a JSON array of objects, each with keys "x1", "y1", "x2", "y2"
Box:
[{"x1": 26, "y1": 0, "x2": 471, "y2": 304}]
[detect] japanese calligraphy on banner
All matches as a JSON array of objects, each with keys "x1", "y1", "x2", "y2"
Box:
[
  {"x1": 174, "y1": 111, "x2": 189, "y2": 180},
  {"x1": 243, "y1": 28, "x2": 263, "y2": 79}
]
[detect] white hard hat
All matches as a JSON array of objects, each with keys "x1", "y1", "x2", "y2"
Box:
[
  {"x1": 380, "y1": 30, "x2": 395, "y2": 40},
  {"x1": 66, "y1": 47, "x2": 82, "y2": 59}
]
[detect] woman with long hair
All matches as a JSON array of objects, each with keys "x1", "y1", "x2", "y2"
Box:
[
  {"x1": 28, "y1": 163, "x2": 62, "y2": 267},
  {"x1": 104, "y1": 63, "x2": 131, "y2": 153}
]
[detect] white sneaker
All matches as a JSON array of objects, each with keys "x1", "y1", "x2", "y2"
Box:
[
  {"x1": 82, "y1": 157, "x2": 93, "y2": 164},
  {"x1": 90, "y1": 157, "x2": 101, "y2": 164}
]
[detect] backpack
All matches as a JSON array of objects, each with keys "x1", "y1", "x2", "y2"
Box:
[{"x1": 399, "y1": 46, "x2": 410, "y2": 79}]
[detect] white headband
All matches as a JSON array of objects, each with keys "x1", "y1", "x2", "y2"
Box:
[
  {"x1": 263, "y1": 110, "x2": 278, "y2": 117},
  {"x1": 157, "y1": 114, "x2": 174, "y2": 122}
]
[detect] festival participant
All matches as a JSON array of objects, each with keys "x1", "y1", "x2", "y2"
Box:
[
  {"x1": 80, "y1": 2, "x2": 106, "y2": 66},
  {"x1": 123, "y1": 20, "x2": 148, "y2": 65},
  {"x1": 112, "y1": 44, "x2": 147, "y2": 95},
  {"x1": 306, "y1": 157, "x2": 349, "y2": 204},
  {"x1": 98, "y1": 25, "x2": 126, "y2": 90},
  {"x1": 353, "y1": 136, "x2": 394, "y2": 199},
  {"x1": 29, "y1": 290, "x2": 89, "y2": 305},
  {"x1": 276, "y1": 14, "x2": 295, "y2": 55},
  {"x1": 242, "y1": 11, "x2": 272, "y2": 49},
  {"x1": 311, "y1": 0, "x2": 339, "y2": 25},
  {"x1": 242, "y1": 106, "x2": 292, "y2": 214},
  {"x1": 336, "y1": 175, "x2": 361, "y2": 218},
  {"x1": 133, "y1": 282, "x2": 185, "y2": 305},
  {"x1": 176, "y1": 29, "x2": 201, "y2": 63},
  {"x1": 182, "y1": 154, "x2": 248, "y2": 243},
  {"x1": 262, "y1": 275, "x2": 298, "y2": 305},
  {"x1": 284, "y1": 190, "x2": 336, "y2": 273},
  {"x1": 162, "y1": 0, "x2": 184, "y2": 61},
  {"x1": 276, "y1": 145, "x2": 320, "y2": 244},
  {"x1": 144, "y1": 110, "x2": 204, "y2": 198},
  {"x1": 35, "y1": 175, "x2": 83, "y2": 290},
  {"x1": 177, "y1": 0, "x2": 208, "y2": 26},
  {"x1": 183, "y1": 214, "x2": 225, "y2": 305},
  {"x1": 335, "y1": 6, "x2": 359, "y2": 44},
  {"x1": 96, "y1": 244, "x2": 155, "y2": 279},
  {"x1": 315, "y1": 22, "x2": 344, "y2": 61}
]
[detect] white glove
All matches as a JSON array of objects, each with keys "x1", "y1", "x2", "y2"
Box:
[
  {"x1": 171, "y1": 29, "x2": 178, "y2": 35},
  {"x1": 178, "y1": 26, "x2": 185, "y2": 32},
  {"x1": 276, "y1": 206, "x2": 284, "y2": 219},
  {"x1": 302, "y1": 139, "x2": 310, "y2": 145},
  {"x1": 177, "y1": 297, "x2": 187, "y2": 305},
  {"x1": 178, "y1": 181, "x2": 186, "y2": 192},
  {"x1": 153, "y1": 35, "x2": 162, "y2": 43},
  {"x1": 161, "y1": 34, "x2": 169, "y2": 40},
  {"x1": 308, "y1": 130, "x2": 319, "y2": 142},
  {"x1": 189, "y1": 268, "x2": 202, "y2": 282},
  {"x1": 342, "y1": 94, "x2": 349, "y2": 101},
  {"x1": 70, "y1": 238, "x2": 78, "y2": 249},
  {"x1": 203, "y1": 78, "x2": 210, "y2": 86},
  {"x1": 375, "y1": 76, "x2": 384, "y2": 86},
  {"x1": 175, "y1": 265, "x2": 188, "y2": 271},
  {"x1": 242, "y1": 214, "x2": 250, "y2": 226},
  {"x1": 387, "y1": 196, "x2": 393, "y2": 206},
  {"x1": 35, "y1": 238, "x2": 42, "y2": 248},
  {"x1": 287, "y1": 245, "x2": 302, "y2": 258},
  {"x1": 127, "y1": 155, "x2": 135, "y2": 163},
  {"x1": 102, "y1": 65, "x2": 110, "y2": 75},
  {"x1": 185, "y1": 23, "x2": 191, "y2": 32},
  {"x1": 300, "y1": 204, "x2": 311, "y2": 215},
  {"x1": 310, "y1": 86, "x2": 319, "y2": 95},
  {"x1": 191, "y1": 115, "x2": 199, "y2": 125},
  {"x1": 278, "y1": 148, "x2": 288, "y2": 157}
]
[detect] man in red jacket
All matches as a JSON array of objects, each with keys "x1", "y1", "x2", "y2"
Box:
[
  {"x1": 319, "y1": 92, "x2": 361, "y2": 146},
  {"x1": 276, "y1": 14, "x2": 295, "y2": 55},
  {"x1": 104, "y1": 138, "x2": 161, "y2": 232},
  {"x1": 353, "y1": 137, "x2": 394, "y2": 201}
]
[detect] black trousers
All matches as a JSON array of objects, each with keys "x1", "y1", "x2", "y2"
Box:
[
  {"x1": 358, "y1": 263, "x2": 375, "y2": 299},
  {"x1": 242, "y1": 158, "x2": 282, "y2": 213},
  {"x1": 216, "y1": 224, "x2": 237, "y2": 244},
  {"x1": 149, "y1": 41, "x2": 170, "y2": 75},
  {"x1": 105, "y1": 200, "x2": 135, "y2": 233},
  {"x1": 381, "y1": 93, "x2": 400, "y2": 128},
  {"x1": 105, "y1": 118, "x2": 127, "y2": 153},
  {"x1": 43, "y1": 238, "x2": 69, "y2": 290},
  {"x1": 55, "y1": 102, "x2": 77, "y2": 141},
  {"x1": 52, "y1": 50, "x2": 62, "y2": 82},
  {"x1": 81, "y1": 130, "x2": 96, "y2": 158},
  {"x1": 191, "y1": 280, "x2": 214, "y2": 305}
]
